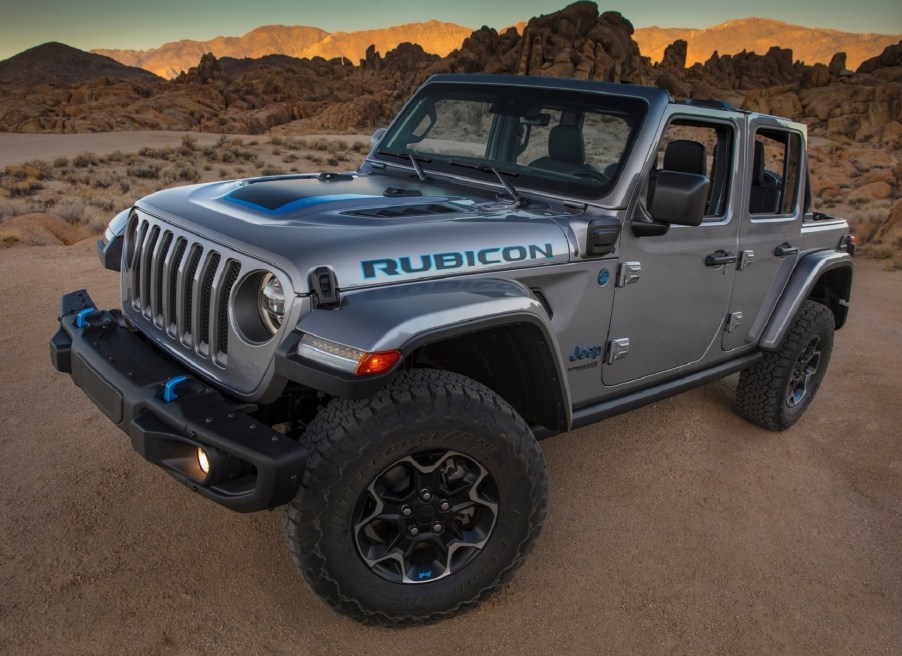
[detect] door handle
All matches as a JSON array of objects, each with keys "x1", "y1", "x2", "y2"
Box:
[
  {"x1": 705, "y1": 250, "x2": 738, "y2": 267},
  {"x1": 774, "y1": 243, "x2": 799, "y2": 257}
]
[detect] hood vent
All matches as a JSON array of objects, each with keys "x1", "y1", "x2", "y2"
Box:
[{"x1": 343, "y1": 203, "x2": 459, "y2": 219}]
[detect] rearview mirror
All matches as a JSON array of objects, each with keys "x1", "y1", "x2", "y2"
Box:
[{"x1": 651, "y1": 171, "x2": 709, "y2": 226}]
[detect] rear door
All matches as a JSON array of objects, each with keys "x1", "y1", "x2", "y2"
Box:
[{"x1": 722, "y1": 118, "x2": 805, "y2": 350}]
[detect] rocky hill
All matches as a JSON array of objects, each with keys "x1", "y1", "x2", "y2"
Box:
[
  {"x1": 0, "y1": 1, "x2": 899, "y2": 146},
  {"x1": 93, "y1": 21, "x2": 474, "y2": 79},
  {"x1": 634, "y1": 18, "x2": 900, "y2": 69},
  {"x1": 0, "y1": 42, "x2": 161, "y2": 86}
]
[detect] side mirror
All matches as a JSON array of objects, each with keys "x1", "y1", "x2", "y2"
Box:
[
  {"x1": 370, "y1": 127, "x2": 387, "y2": 151},
  {"x1": 651, "y1": 171, "x2": 709, "y2": 226}
]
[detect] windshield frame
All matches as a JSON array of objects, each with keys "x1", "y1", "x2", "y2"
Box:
[{"x1": 371, "y1": 81, "x2": 649, "y2": 202}]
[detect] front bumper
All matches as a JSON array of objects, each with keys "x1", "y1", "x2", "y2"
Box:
[{"x1": 50, "y1": 289, "x2": 306, "y2": 512}]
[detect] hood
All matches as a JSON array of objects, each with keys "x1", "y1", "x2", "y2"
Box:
[{"x1": 137, "y1": 172, "x2": 573, "y2": 293}]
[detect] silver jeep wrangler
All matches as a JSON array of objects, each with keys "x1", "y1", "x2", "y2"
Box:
[{"x1": 52, "y1": 74, "x2": 854, "y2": 625}]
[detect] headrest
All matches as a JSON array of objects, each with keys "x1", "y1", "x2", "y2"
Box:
[
  {"x1": 663, "y1": 139, "x2": 706, "y2": 175},
  {"x1": 753, "y1": 140, "x2": 766, "y2": 185},
  {"x1": 548, "y1": 125, "x2": 585, "y2": 164}
]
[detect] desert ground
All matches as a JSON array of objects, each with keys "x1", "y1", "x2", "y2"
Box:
[{"x1": 0, "y1": 136, "x2": 900, "y2": 655}]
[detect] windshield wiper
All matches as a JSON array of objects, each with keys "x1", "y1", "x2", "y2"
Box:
[
  {"x1": 449, "y1": 159, "x2": 524, "y2": 207},
  {"x1": 376, "y1": 148, "x2": 430, "y2": 181}
]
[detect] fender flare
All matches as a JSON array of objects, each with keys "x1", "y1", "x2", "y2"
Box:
[
  {"x1": 759, "y1": 251, "x2": 853, "y2": 351},
  {"x1": 275, "y1": 277, "x2": 572, "y2": 430}
]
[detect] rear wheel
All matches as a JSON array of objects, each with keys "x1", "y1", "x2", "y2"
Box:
[
  {"x1": 736, "y1": 300, "x2": 835, "y2": 431},
  {"x1": 283, "y1": 369, "x2": 547, "y2": 625}
]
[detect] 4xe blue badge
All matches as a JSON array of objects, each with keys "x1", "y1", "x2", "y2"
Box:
[
  {"x1": 418, "y1": 570, "x2": 433, "y2": 580},
  {"x1": 598, "y1": 269, "x2": 610, "y2": 286},
  {"x1": 569, "y1": 345, "x2": 602, "y2": 362}
]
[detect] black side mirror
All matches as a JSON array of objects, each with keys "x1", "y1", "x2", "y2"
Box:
[{"x1": 651, "y1": 171, "x2": 709, "y2": 226}]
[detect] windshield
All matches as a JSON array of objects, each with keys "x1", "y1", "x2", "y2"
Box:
[{"x1": 375, "y1": 82, "x2": 647, "y2": 199}]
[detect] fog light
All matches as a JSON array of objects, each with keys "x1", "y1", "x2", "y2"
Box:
[{"x1": 197, "y1": 447, "x2": 210, "y2": 476}]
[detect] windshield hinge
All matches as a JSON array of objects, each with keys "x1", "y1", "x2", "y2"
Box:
[{"x1": 309, "y1": 266, "x2": 340, "y2": 309}]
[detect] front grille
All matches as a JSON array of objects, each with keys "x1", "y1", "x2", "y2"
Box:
[{"x1": 127, "y1": 215, "x2": 240, "y2": 364}]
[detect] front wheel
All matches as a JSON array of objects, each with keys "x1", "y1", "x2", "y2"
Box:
[
  {"x1": 283, "y1": 369, "x2": 547, "y2": 625},
  {"x1": 736, "y1": 300, "x2": 835, "y2": 431}
]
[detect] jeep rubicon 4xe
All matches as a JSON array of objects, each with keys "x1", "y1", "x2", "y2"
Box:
[{"x1": 51, "y1": 74, "x2": 854, "y2": 625}]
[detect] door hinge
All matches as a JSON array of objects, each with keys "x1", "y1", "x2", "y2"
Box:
[
  {"x1": 616, "y1": 262, "x2": 641, "y2": 287},
  {"x1": 738, "y1": 250, "x2": 755, "y2": 270},
  {"x1": 725, "y1": 311, "x2": 743, "y2": 333},
  {"x1": 606, "y1": 338, "x2": 630, "y2": 364}
]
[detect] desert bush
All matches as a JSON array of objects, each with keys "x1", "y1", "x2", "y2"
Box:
[
  {"x1": 350, "y1": 141, "x2": 367, "y2": 153},
  {"x1": 181, "y1": 134, "x2": 198, "y2": 151},
  {"x1": 0, "y1": 197, "x2": 42, "y2": 218},
  {"x1": 326, "y1": 156, "x2": 339, "y2": 167},
  {"x1": 127, "y1": 163, "x2": 161, "y2": 179},
  {"x1": 268, "y1": 136, "x2": 284, "y2": 146},
  {"x1": 282, "y1": 154, "x2": 299, "y2": 163},
  {"x1": 53, "y1": 157, "x2": 69, "y2": 168},
  {"x1": 8, "y1": 178, "x2": 44, "y2": 197},
  {"x1": 260, "y1": 166, "x2": 286, "y2": 176},
  {"x1": 73, "y1": 152, "x2": 99, "y2": 168}
]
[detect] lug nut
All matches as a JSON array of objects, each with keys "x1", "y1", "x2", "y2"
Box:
[
  {"x1": 439, "y1": 500, "x2": 450, "y2": 512},
  {"x1": 401, "y1": 504, "x2": 412, "y2": 517},
  {"x1": 419, "y1": 489, "x2": 432, "y2": 502},
  {"x1": 432, "y1": 522, "x2": 443, "y2": 534},
  {"x1": 408, "y1": 525, "x2": 419, "y2": 536}
]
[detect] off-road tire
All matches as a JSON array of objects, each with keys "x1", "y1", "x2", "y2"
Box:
[
  {"x1": 283, "y1": 369, "x2": 547, "y2": 626},
  {"x1": 736, "y1": 300, "x2": 835, "y2": 431}
]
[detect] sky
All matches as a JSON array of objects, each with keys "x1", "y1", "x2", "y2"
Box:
[{"x1": 1, "y1": 0, "x2": 900, "y2": 61}]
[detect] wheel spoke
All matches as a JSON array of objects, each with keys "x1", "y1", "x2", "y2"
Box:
[
  {"x1": 352, "y1": 448, "x2": 500, "y2": 585},
  {"x1": 786, "y1": 337, "x2": 822, "y2": 408}
]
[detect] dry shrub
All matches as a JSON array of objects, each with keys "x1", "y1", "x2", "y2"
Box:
[{"x1": 73, "y1": 152, "x2": 99, "y2": 168}]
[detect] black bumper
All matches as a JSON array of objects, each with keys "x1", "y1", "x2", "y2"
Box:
[{"x1": 50, "y1": 289, "x2": 306, "y2": 512}]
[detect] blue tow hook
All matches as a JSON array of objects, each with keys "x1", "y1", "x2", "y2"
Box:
[
  {"x1": 163, "y1": 375, "x2": 189, "y2": 403},
  {"x1": 75, "y1": 307, "x2": 98, "y2": 328}
]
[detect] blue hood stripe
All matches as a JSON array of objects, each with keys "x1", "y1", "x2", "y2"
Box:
[{"x1": 223, "y1": 192, "x2": 378, "y2": 215}]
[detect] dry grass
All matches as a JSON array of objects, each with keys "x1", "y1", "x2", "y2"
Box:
[{"x1": 0, "y1": 136, "x2": 369, "y2": 246}]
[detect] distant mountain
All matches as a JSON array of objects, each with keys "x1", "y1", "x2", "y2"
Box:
[
  {"x1": 634, "y1": 18, "x2": 900, "y2": 69},
  {"x1": 93, "y1": 21, "x2": 475, "y2": 78},
  {"x1": 0, "y1": 42, "x2": 161, "y2": 85}
]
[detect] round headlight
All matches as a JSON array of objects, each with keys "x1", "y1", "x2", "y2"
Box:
[{"x1": 258, "y1": 273, "x2": 285, "y2": 334}]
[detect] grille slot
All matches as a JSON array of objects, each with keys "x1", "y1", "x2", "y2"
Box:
[
  {"x1": 198, "y1": 252, "x2": 221, "y2": 348},
  {"x1": 183, "y1": 246, "x2": 202, "y2": 338},
  {"x1": 218, "y1": 262, "x2": 241, "y2": 355}
]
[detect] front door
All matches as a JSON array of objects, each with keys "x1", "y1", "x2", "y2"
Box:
[{"x1": 603, "y1": 112, "x2": 741, "y2": 386}]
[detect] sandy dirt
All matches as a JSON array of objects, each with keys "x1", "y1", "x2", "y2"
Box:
[{"x1": 0, "y1": 243, "x2": 899, "y2": 655}]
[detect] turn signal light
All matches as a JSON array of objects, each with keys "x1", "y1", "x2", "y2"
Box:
[
  {"x1": 297, "y1": 334, "x2": 402, "y2": 376},
  {"x1": 356, "y1": 350, "x2": 402, "y2": 376}
]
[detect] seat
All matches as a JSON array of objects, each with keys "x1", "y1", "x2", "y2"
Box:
[
  {"x1": 749, "y1": 140, "x2": 781, "y2": 214},
  {"x1": 529, "y1": 125, "x2": 587, "y2": 173},
  {"x1": 663, "y1": 139, "x2": 706, "y2": 175},
  {"x1": 647, "y1": 139, "x2": 707, "y2": 206}
]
